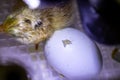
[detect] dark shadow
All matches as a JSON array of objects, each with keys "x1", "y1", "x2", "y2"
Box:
[{"x1": 0, "y1": 63, "x2": 30, "y2": 80}]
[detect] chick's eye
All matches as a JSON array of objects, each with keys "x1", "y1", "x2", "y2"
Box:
[
  {"x1": 24, "y1": 19, "x2": 31, "y2": 24},
  {"x1": 35, "y1": 21, "x2": 43, "y2": 29}
]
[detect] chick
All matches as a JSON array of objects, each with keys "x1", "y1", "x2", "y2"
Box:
[{"x1": 0, "y1": 1, "x2": 74, "y2": 48}]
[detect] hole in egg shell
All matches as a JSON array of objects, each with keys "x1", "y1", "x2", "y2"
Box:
[{"x1": 62, "y1": 39, "x2": 72, "y2": 47}]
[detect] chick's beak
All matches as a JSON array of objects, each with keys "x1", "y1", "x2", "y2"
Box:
[
  {"x1": 0, "y1": 23, "x2": 18, "y2": 39},
  {"x1": 0, "y1": 23, "x2": 11, "y2": 33},
  {"x1": 0, "y1": 24, "x2": 4, "y2": 33},
  {"x1": 0, "y1": 17, "x2": 18, "y2": 33}
]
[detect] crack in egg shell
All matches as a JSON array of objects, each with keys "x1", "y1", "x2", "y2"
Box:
[{"x1": 62, "y1": 39, "x2": 72, "y2": 47}]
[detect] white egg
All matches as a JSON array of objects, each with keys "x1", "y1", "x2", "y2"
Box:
[{"x1": 44, "y1": 28, "x2": 102, "y2": 80}]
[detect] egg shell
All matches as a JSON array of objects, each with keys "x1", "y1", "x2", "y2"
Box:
[{"x1": 44, "y1": 28, "x2": 102, "y2": 79}]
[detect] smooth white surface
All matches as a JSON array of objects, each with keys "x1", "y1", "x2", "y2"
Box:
[
  {"x1": 45, "y1": 28, "x2": 102, "y2": 79},
  {"x1": 23, "y1": 0, "x2": 40, "y2": 9}
]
